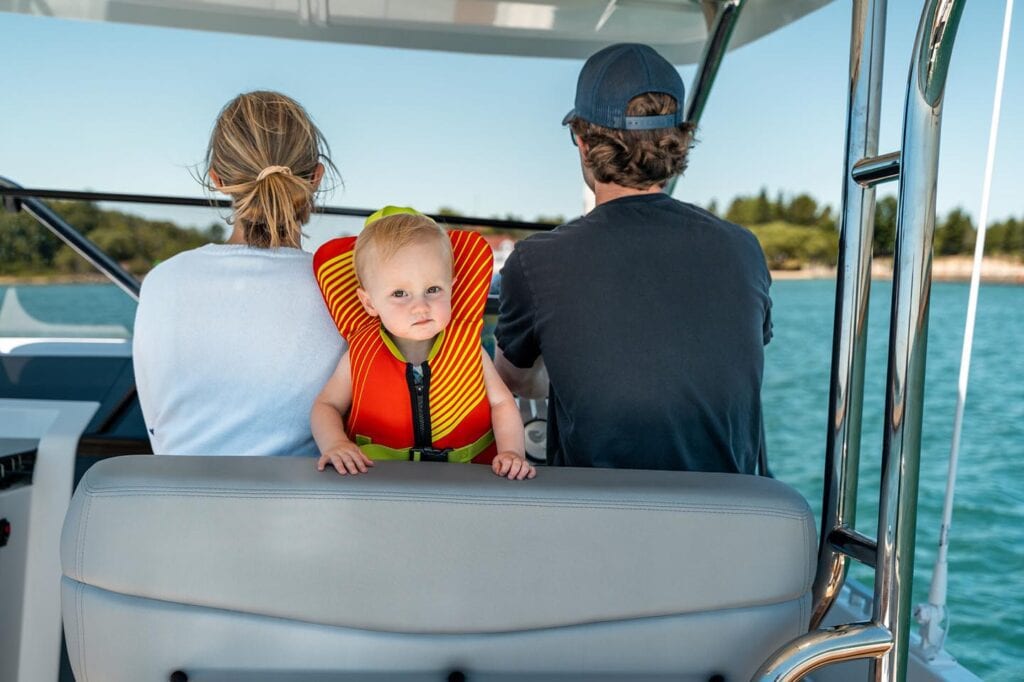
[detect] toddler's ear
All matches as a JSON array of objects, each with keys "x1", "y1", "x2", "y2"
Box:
[{"x1": 356, "y1": 288, "x2": 379, "y2": 317}]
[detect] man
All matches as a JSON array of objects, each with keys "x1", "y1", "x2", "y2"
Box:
[{"x1": 494, "y1": 43, "x2": 772, "y2": 473}]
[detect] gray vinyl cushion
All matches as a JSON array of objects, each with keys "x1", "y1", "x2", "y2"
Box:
[
  {"x1": 62, "y1": 579, "x2": 808, "y2": 681},
  {"x1": 62, "y1": 456, "x2": 814, "y2": 634}
]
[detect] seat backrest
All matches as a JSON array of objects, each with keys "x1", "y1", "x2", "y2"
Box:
[{"x1": 61, "y1": 455, "x2": 815, "y2": 681}]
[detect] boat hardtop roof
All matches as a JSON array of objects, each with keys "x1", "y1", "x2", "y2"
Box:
[{"x1": 3, "y1": 0, "x2": 834, "y2": 63}]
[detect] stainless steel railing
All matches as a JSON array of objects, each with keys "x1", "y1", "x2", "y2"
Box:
[
  {"x1": 811, "y1": 0, "x2": 889, "y2": 631},
  {"x1": 755, "y1": 1, "x2": 967, "y2": 679}
]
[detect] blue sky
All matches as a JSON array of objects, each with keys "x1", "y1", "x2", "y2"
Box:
[{"x1": 0, "y1": 1, "x2": 1020, "y2": 245}]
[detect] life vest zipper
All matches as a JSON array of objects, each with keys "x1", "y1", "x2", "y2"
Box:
[{"x1": 406, "y1": 362, "x2": 432, "y2": 448}]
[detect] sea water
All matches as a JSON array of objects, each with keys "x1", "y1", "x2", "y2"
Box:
[
  {"x1": 1, "y1": 279, "x2": 1021, "y2": 678},
  {"x1": 765, "y1": 279, "x2": 1023, "y2": 680}
]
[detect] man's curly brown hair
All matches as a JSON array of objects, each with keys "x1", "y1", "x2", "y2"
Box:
[{"x1": 569, "y1": 92, "x2": 696, "y2": 189}]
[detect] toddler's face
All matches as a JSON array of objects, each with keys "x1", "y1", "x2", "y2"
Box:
[{"x1": 357, "y1": 240, "x2": 453, "y2": 344}]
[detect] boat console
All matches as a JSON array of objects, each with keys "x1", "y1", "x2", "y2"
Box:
[{"x1": 0, "y1": 399, "x2": 98, "y2": 682}]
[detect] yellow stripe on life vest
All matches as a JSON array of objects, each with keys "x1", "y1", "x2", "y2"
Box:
[
  {"x1": 428, "y1": 320, "x2": 482, "y2": 435},
  {"x1": 315, "y1": 249, "x2": 376, "y2": 338},
  {"x1": 430, "y1": 332, "x2": 482, "y2": 423}
]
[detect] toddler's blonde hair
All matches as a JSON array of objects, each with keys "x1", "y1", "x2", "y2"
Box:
[{"x1": 354, "y1": 213, "x2": 453, "y2": 286}]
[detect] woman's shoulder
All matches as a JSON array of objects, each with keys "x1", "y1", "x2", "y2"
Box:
[
  {"x1": 138, "y1": 246, "x2": 206, "y2": 293},
  {"x1": 143, "y1": 245, "x2": 314, "y2": 288},
  {"x1": 149, "y1": 243, "x2": 233, "y2": 272}
]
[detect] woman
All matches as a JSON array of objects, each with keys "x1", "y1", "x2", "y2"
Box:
[{"x1": 133, "y1": 91, "x2": 344, "y2": 456}]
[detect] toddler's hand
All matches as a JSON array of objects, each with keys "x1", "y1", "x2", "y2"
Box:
[
  {"x1": 492, "y1": 451, "x2": 536, "y2": 480},
  {"x1": 317, "y1": 442, "x2": 375, "y2": 475}
]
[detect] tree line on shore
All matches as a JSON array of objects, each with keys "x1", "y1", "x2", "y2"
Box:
[
  {"x1": 0, "y1": 193, "x2": 1020, "y2": 278},
  {"x1": 713, "y1": 189, "x2": 1023, "y2": 270},
  {"x1": 0, "y1": 201, "x2": 224, "y2": 277}
]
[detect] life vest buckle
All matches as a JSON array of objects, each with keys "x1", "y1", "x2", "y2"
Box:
[{"x1": 409, "y1": 447, "x2": 451, "y2": 463}]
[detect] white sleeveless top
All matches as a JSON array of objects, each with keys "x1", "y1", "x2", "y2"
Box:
[{"x1": 133, "y1": 243, "x2": 344, "y2": 456}]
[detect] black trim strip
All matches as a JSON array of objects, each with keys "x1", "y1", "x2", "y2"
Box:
[{"x1": 0, "y1": 186, "x2": 557, "y2": 233}]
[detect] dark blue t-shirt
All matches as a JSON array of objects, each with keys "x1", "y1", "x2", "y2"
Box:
[{"x1": 495, "y1": 193, "x2": 772, "y2": 473}]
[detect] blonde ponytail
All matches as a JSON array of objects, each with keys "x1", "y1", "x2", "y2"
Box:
[{"x1": 204, "y1": 91, "x2": 337, "y2": 248}]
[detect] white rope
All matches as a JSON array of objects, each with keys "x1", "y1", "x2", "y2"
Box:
[{"x1": 916, "y1": 0, "x2": 1015, "y2": 659}]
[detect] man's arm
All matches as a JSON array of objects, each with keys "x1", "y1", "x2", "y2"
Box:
[
  {"x1": 493, "y1": 246, "x2": 549, "y2": 399},
  {"x1": 494, "y1": 347, "x2": 549, "y2": 400}
]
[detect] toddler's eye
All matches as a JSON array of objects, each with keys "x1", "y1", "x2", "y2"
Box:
[
  {"x1": 426, "y1": 286, "x2": 443, "y2": 295},
  {"x1": 390, "y1": 289, "x2": 407, "y2": 298}
]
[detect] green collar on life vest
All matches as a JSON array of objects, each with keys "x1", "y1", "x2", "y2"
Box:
[{"x1": 378, "y1": 327, "x2": 445, "y2": 364}]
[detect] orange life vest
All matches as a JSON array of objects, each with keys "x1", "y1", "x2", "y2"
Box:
[{"x1": 313, "y1": 230, "x2": 495, "y2": 464}]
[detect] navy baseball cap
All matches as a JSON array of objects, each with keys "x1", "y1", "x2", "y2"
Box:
[{"x1": 562, "y1": 43, "x2": 685, "y2": 131}]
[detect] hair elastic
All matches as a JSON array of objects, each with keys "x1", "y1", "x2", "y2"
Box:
[{"x1": 256, "y1": 165, "x2": 293, "y2": 182}]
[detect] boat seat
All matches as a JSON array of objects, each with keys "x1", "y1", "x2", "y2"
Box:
[{"x1": 61, "y1": 455, "x2": 815, "y2": 681}]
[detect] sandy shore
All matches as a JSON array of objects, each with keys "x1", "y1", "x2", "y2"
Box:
[{"x1": 771, "y1": 256, "x2": 1024, "y2": 285}]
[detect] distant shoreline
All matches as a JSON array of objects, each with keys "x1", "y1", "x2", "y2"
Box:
[
  {"x1": 771, "y1": 256, "x2": 1024, "y2": 285},
  {"x1": 0, "y1": 273, "x2": 115, "y2": 286},
  {"x1": 3, "y1": 256, "x2": 1023, "y2": 286}
]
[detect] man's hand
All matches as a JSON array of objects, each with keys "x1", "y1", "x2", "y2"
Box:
[
  {"x1": 317, "y1": 442, "x2": 375, "y2": 475},
  {"x1": 491, "y1": 451, "x2": 536, "y2": 480}
]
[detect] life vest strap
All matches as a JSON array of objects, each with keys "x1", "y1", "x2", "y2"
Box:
[{"x1": 354, "y1": 430, "x2": 495, "y2": 463}]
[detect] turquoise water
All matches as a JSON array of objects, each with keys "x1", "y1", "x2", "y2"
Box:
[
  {"x1": 2, "y1": 280, "x2": 1021, "y2": 678},
  {"x1": 765, "y1": 279, "x2": 1023, "y2": 680},
  {"x1": 0, "y1": 283, "x2": 136, "y2": 337}
]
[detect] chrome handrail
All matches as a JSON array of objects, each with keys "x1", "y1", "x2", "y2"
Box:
[
  {"x1": 853, "y1": 151, "x2": 902, "y2": 187},
  {"x1": 757, "y1": 0, "x2": 967, "y2": 678},
  {"x1": 754, "y1": 623, "x2": 893, "y2": 682},
  {"x1": 875, "y1": 2, "x2": 965, "y2": 679},
  {"x1": 811, "y1": 0, "x2": 888, "y2": 630}
]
